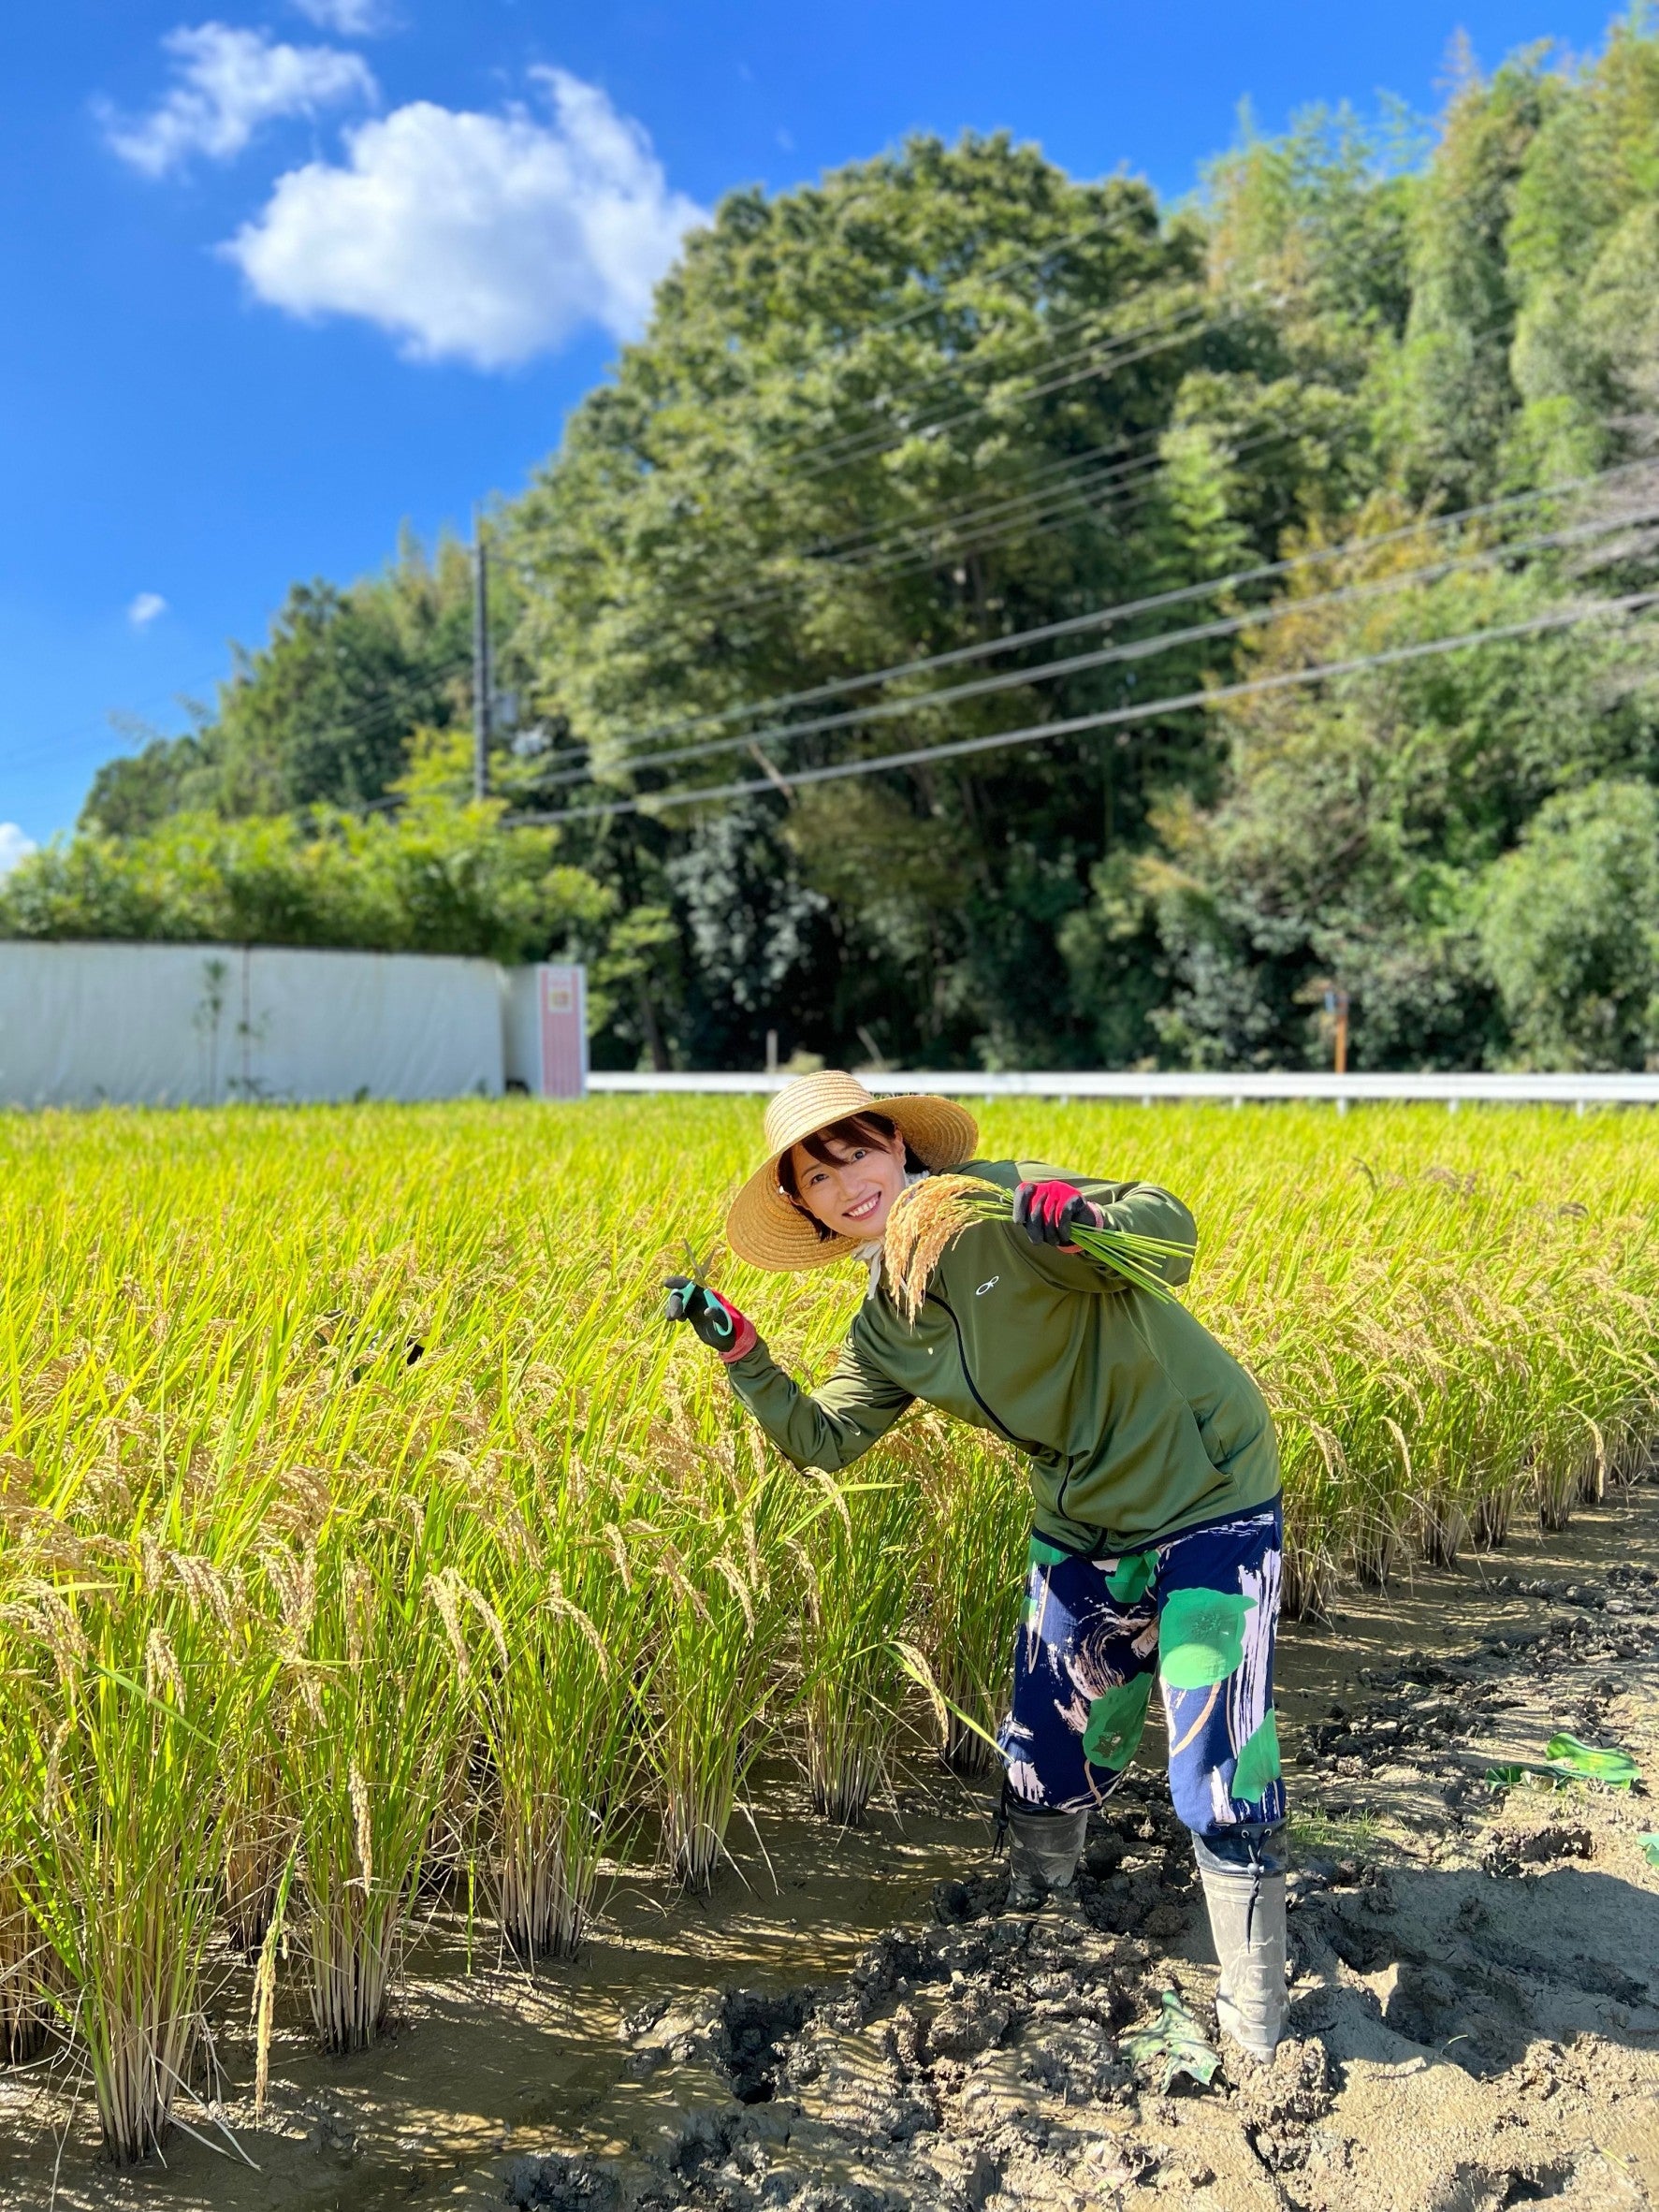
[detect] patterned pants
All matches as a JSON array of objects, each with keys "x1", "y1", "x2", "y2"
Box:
[{"x1": 997, "y1": 1499, "x2": 1286, "y2": 1853}]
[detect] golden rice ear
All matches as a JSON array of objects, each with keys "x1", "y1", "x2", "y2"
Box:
[{"x1": 882, "y1": 1176, "x2": 1006, "y2": 1323}]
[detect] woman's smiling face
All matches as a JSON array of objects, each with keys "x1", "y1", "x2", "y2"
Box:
[{"x1": 787, "y1": 1131, "x2": 907, "y2": 1241}]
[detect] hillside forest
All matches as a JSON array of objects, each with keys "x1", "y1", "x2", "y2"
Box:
[{"x1": 10, "y1": 14, "x2": 1659, "y2": 1073}]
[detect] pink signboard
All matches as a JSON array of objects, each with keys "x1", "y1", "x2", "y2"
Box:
[{"x1": 537, "y1": 963, "x2": 588, "y2": 1099}]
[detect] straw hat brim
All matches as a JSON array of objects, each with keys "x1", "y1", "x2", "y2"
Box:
[{"x1": 726, "y1": 1084, "x2": 980, "y2": 1272}]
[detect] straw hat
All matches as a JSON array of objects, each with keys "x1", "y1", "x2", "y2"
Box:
[{"x1": 726, "y1": 1070, "x2": 979, "y2": 1272}]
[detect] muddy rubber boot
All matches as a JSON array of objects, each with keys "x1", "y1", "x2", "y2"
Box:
[
  {"x1": 1198, "y1": 1859, "x2": 1288, "y2": 2059},
  {"x1": 1006, "y1": 1807, "x2": 1088, "y2": 1916}
]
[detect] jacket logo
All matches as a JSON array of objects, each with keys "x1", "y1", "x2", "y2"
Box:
[{"x1": 975, "y1": 1276, "x2": 1000, "y2": 1297}]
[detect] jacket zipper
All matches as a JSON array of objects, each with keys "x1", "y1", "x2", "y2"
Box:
[{"x1": 927, "y1": 1289, "x2": 1053, "y2": 1465}]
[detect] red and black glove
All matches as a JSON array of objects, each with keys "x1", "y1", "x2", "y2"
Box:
[
  {"x1": 663, "y1": 1277, "x2": 757, "y2": 1363},
  {"x1": 1013, "y1": 1180, "x2": 1103, "y2": 1251}
]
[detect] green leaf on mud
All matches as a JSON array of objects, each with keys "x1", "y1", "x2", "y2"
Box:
[
  {"x1": 1485, "y1": 1766, "x2": 1529, "y2": 1786},
  {"x1": 1544, "y1": 1733, "x2": 1639, "y2": 1789},
  {"x1": 1121, "y1": 1988, "x2": 1219, "y2": 2092},
  {"x1": 1636, "y1": 1834, "x2": 1659, "y2": 1868}
]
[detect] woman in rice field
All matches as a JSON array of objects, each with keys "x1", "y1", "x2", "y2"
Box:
[{"x1": 665, "y1": 1069, "x2": 1288, "y2": 2060}]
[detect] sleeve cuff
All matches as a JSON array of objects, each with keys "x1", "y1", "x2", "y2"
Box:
[{"x1": 719, "y1": 1317, "x2": 761, "y2": 1365}]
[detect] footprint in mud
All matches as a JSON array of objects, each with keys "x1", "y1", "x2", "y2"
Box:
[{"x1": 717, "y1": 1987, "x2": 815, "y2": 2104}]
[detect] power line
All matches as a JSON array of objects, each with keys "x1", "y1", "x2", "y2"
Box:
[
  {"x1": 677, "y1": 422, "x2": 1219, "y2": 632},
  {"x1": 785, "y1": 298, "x2": 1213, "y2": 482},
  {"x1": 555, "y1": 460, "x2": 1658, "y2": 772},
  {"x1": 739, "y1": 419, "x2": 1295, "y2": 609},
  {"x1": 512, "y1": 588, "x2": 1659, "y2": 826},
  {"x1": 768, "y1": 429, "x2": 1157, "y2": 566},
  {"x1": 532, "y1": 503, "x2": 1659, "y2": 793},
  {"x1": 655, "y1": 411, "x2": 1318, "y2": 644},
  {"x1": 771, "y1": 293, "x2": 1198, "y2": 480},
  {"x1": 744, "y1": 217, "x2": 1203, "y2": 477},
  {"x1": 0, "y1": 669, "x2": 230, "y2": 778},
  {"x1": 548, "y1": 296, "x2": 1223, "y2": 629},
  {"x1": 518, "y1": 287, "x2": 1554, "y2": 642}
]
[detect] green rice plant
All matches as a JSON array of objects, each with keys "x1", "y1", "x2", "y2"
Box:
[
  {"x1": 274, "y1": 1503, "x2": 468, "y2": 2053},
  {"x1": 790, "y1": 1472, "x2": 921, "y2": 1825},
  {"x1": 1271, "y1": 1416, "x2": 1344, "y2": 1620},
  {"x1": 906, "y1": 1423, "x2": 1026, "y2": 1776},
  {"x1": 0, "y1": 1861, "x2": 56, "y2": 2065},
  {"x1": 221, "y1": 1751, "x2": 290, "y2": 1957},
  {"x1": 1288, "y1": 1806, "x2": 1382, "y2": 1857},
  {"x1": 0, "y1": 1082, "x2": 1656, "y2": 2177},
  {"x1": 458, "y1": 1467, "x2": 654, "y2": 1959},
  {"x1": 640, "y1": 1446, "x2": 792, "y2": 1889},
  {"x1": 0, "y1": 1538, "x2": 265, "y2": 2161}
]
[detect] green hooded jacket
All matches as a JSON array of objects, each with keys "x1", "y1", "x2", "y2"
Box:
[{"x1": 724, "y1": 1157, "x2": 1279, "y2": 1554}]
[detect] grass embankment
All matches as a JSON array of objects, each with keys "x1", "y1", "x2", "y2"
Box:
[{"x1": 0, "y1": 1098, "x2": 1652, "y2": 2160}]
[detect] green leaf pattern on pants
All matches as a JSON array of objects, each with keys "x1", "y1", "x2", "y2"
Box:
[
  {"x1": 1103, "y1": 1547, "x2": 1157, "y2": 1604},
  {"x1": 1230, "y1": 1709, "x2": 1281, "y2": 1801},
  {"x1": 1157, "y1": 1587, "x2": 1253, "y2": 1688},
  {"x1": 1082, "y1": 1670, "x2": 1155, "y2": 1771}
]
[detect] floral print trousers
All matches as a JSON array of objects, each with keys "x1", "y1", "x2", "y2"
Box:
[{"x1": 997, "y1": 1498, "x2": 1286, "y2": 1853}]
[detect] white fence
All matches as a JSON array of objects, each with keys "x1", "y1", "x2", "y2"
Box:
[
  {"x1": 0, "y1": 942, "x2": 587, "y2": 1107},
  {"x1": 589, "y1": 1068, "x2": 1659, "y2": 1109},
  {"x1": 4, "y1": 938, "x2": 1647, "y2": 1110}
]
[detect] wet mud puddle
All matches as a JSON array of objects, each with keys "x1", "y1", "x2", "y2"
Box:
[{"x1": 6, "y1": 1481, "x2": 1659, "y2": 2212}]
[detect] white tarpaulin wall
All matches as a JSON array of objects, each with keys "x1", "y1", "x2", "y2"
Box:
[{"x1": 0, "y1": 941, "x2": 508, "y2": 1107}]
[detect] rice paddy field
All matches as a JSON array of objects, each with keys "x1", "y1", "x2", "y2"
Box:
[{"x1": 0, "y1": 1094, "x2": 1655, "y2": 2176}]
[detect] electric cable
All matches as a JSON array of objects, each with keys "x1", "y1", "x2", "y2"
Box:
[
  {"x1": 531, "y1": 503, "x2": 1659, "y2": 792},
  {"x1": 511, "y1": 587, "x2": 1659, "y2": 826},
  {"x1": 548, "y1": 459, "x2": 1659, "y2": 777}
]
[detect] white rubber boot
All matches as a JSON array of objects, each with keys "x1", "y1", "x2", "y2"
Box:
[
  {"x1": 1006, "y1": 1807, "x2": 1088, "y2": 1916},
  {"x1": 1199, "y1": 1859, "x2": 1288, "y2": 2059}
]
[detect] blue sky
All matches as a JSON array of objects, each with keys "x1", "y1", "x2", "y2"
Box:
[{"x1": 0, "y1": 0, "x2": 1629, "y2": 857}]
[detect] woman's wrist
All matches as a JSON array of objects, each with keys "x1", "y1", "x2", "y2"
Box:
[{"x1": 716, "y1": 1311, "x2": 758, "y2": 1362}]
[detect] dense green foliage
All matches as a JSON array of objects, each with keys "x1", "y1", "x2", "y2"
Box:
[
  {"x1": 19, "y1": 12, "x2": 1659, "y2": 1069},
  {"x1": 16, "y1": 734, "x2": 609, "y2": 968}
]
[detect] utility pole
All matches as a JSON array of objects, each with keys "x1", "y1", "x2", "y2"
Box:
[{"x1": 472, "y1": 511, "x2": 491, "y2": 804}]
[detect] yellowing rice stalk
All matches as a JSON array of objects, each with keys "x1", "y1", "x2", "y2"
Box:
[
  {"x1": 278, "y1": 1507, "x2": 468, "y2": 2053},
  {"x1": 0, "y1": 1532, "x2": 264, "y2": 2161},
  {"x1": 0, "y1": 1098, "x2": 1652, "y2": 2165},
  {"x1": 904, "y1": 1427, "x2": 1028, "y2": 1778},
  {"x1": 644, "y1": 1461, "x2": 791, "y2": 1889},
  {"x1": 793, "y1": 1473, "x2": 920, "y2": 1824},
  {"x1": 458, "y1": 1463, "x2": 654, "y2": 1959}
]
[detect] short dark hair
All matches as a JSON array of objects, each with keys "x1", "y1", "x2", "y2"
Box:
[{"x1": 777, "y1": 1112, "x2": 919, "y2": 1241}]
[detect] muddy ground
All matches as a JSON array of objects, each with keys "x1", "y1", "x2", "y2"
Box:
[{"x1": 5, "y1": 1481, "x2": 1659, "y2": 2212}]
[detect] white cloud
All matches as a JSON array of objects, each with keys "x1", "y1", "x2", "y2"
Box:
[
  {"x1": 290, "y1": 0, "x2": 392, "y2": 31},
  {"x1": 225, "y1": 69, "x2": 705, "y2": 369},
  {"x1": 128, "y1": 591, "x2": 168, "y2": 629},
  {"x1": 101, "y1": 22, "x2": 376, "y2": 178},
  {"x1": 0, "y1": 825, "x2": 36, "y2": 880}
]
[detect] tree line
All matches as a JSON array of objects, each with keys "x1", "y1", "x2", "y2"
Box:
[{"x1": 11, "y1": 13, "x2": 1659, "y2": 1071}]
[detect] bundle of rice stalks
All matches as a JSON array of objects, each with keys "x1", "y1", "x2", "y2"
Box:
[
  {"x1": 908, "y1": 1432, "x2": 1026, "y2": 1774},
  {"x1": 0, "y1": 1545, "x2": 265, "y2": 2161},
  {"x1": 644, "y1": 1466, "x2": 790, "y2": 1889},
  {"x1": 882, "y1": 1174, "x2": 1193, "y2": 1324},
  {"x1": 460, "y1": 1481, "x2": 653, "y2": 1961},
  {"x1": 883, "y1": 1177, "x2": 1007, "y2": 1323},
  {"x1": 276, "y1": 1510, "x2": 467, "y2": 2053},
  {"x1": 792, "y1": 1473, "x2": 919, "y2": 1825}
]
